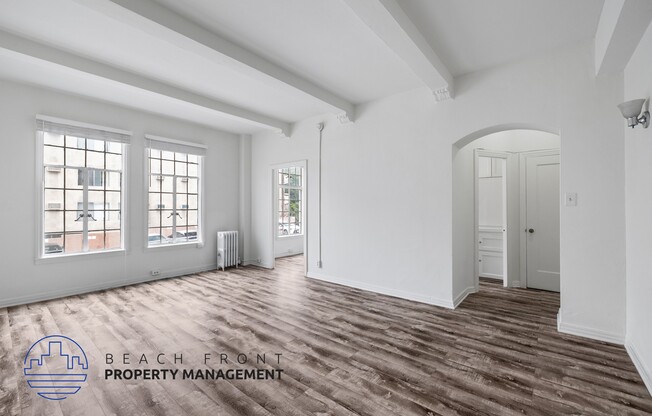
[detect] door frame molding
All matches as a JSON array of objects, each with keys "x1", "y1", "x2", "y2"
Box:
[
  {"x1": 519, "y1": 149, "x2": 560, "y2": 289},
  {"x1": 270, "y1": 159, "x2": 308, "y2": 275},
  {"x1": 474, "y1": 149, "x2": 510, "y2": 291}
]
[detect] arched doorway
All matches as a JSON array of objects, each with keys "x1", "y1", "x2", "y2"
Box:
[{"x1": 452, "y1": 125, "x2": 561, "y2": 304}]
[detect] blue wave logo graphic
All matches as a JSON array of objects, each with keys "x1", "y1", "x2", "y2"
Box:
[{"x1": 23, "y1": 335, "x2": 89, "y2": 400}]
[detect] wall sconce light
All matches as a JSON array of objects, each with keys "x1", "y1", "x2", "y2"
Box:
[{"x1": 617, "y1": 99, "x2": 649, "y2": 128}]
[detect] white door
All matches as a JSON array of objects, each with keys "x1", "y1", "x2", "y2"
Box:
[{"x1": 526, "y1": 154, "x2": 560, "y2": 291}]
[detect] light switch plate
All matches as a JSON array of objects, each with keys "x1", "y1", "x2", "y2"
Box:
[{"x1": 565, "y1": 192, "x2": 577, "y2": 207}]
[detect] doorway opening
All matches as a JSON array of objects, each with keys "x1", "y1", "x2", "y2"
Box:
[
  {"x1": 453, "y1": 127, "x2": 561, "y2": 299},
  {"x1": 271, "y1": 161, "x2": 307, "y2": 274}
]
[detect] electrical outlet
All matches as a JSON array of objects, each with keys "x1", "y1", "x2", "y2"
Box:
[{"x1": 150, "y1": 270, "x2": 160, "y2": 276}]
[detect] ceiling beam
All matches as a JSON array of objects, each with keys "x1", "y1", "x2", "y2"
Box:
[
  {"x1": 74, "y1": 0, "x2": 355, "y2": 123},
  {"x1": 0, "y1": 30, "x2": 291, "y2": 136},
  {"x1": 342, "y1": 0, "x2": 454, "y2": 101},
  {"x1": 595, "y1": 0, "x2": 652, "y2": 77}
]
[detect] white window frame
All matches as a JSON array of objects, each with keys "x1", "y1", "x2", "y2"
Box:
[
  {"x1": 144, "y1": 135, "x2": 206, "y2": 250},
  {"x1": 35, "y1": 115, "x2": 130, "y2": 262},
  {"x1": 276, "y1": 166, "x2": 304, "y2": 239}
]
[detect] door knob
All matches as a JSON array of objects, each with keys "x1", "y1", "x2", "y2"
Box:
[{"x1": 528, "y1": 228, "x2": 535, "y2": 233}]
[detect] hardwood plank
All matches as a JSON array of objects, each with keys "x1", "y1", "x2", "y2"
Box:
[{"x1": 1, "y1": 255, "x2": 650, "y2": 415}]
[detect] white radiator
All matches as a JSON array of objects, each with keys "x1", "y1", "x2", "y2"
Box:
[{"x1": 217, "y1": 231, "x2": 239, "y2": 271}]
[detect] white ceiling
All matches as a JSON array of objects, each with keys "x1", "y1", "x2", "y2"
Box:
[
  {"x1": 0, "y1": 0, "x2": 609, "y2": 134},
  {"x1": 397, "y1": 0, "x2": 605, "y2": 76},
  {"x1": 151, "y1": 0, "x2": 423, "y2": 105}
]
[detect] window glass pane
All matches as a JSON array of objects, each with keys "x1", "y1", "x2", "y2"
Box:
[
  {"x1": 106, "y1": 172, "x2": 121, "y2": 191},
  {"x1": 150, "y1": 158, "x2": 161, "y2": 174},
  {"x1": 161, "y1": 227, "x2": 173, "y2": 243},
  {"x1": 105, "y1": 211, "x2": 121, "y2": 230},
  {"x1": 105, "y1": 230, "x2": 121, "y2": 250},
  {"x1": 177, "y1": 178, "x2": 188, "y2": 194},
  {"x1": 87, "y1": 139, "x2": 105, "y2": 152},
  {"x1": 88, "y1": 190, "x2": 104, "y2": 207},
  {"x1": 106, "y1": 153, "x2": 122, "y2": 171},
  {"x1": 44, "y1": 167, "x2": 64, "y2": 188},
  {"x1": 44, "y1": 211, "x2": 63, "y2": 233},
  {"x1": 161, "y1": 193, "x2": 173, "y2": 209},
  {"x1": 187, "y1": 178, "x2": 198, "y2": 194},
  {"x1": 44, "y1": 189, "x2": 63, "y2": 210},
  {"x1": 161, "y1": 151, "x2": 174, "y2": 160},
  {"x1": 161, "y1": 176, "x2": 173, "y2": 193},
  {"x1": 176, "y1": 194, "x2": 188, "y2": 210},
  {"x1": 64, "y1": 232, "x2": 83, "y2": 254},
  {"x1": 106, "y1": 191, "x2": 120, "y2": 209},
  {"x1": 64, "y1": 190, "x2": 83, "y2": 210},
  {"x1": 188, "y1": 154, "x2": 198, "y2": 164},
  {"x1": 148, "y1": 193, "x2": 161, "y2": 210},
  {"x1": 44, "y1": 233, "x2": 64, "y2": 255},
  {"x1": 148, "y1": 211, "x2": 161, "y2": 228},
  {"x1": 106, "y1": 142, "x2": 122, "y2": 154},
  {"x1": 87, "y1": 151, "x2": 104, "y2": 169},
  {"x1": 162, "y1": 160, "x2": 174, "y2": 175},
  {"x1": 148, "y1": 228, "x2": 164, "y2": 245},
  {"x1": 187, "y1": 194, "x2": 198, "y2": 210},
  {"x1": 44, "y1": 132, "x2": 64, "y2": 146},
  {"x1": 65, "y1": 147, "x2": 85, "y2": 167},
  {"x1": 175, "y1": 162, "x2": 187, "y2": 176},
  {"x1": 187, "y1": 163, "x2": 198, "y2": 177},
  {"x1": 187, "y1": 210, "x2": 198, "y2": 227},
  {"x1": 66, "y1": 136, "x2": 84, "y2": 149},
  {"x1": 149, "y1": 148, "x2": 161, "y2": 159},
  {"x1": 149, "y1": 175, "x2": 162, "y2": 192},
  {"x1": 65, "y1": 169, "x2": 82, "y2": 190},
  {"x1": 44, "y1": 146, "x2": 64, "y2": 165},
  {"x1": 161, "y1": 210, "x2": 174, "y2": 227},
  {"x1": 65, "y1": 210, "x2": 84, "y2": 232},
  {"x1": 175, "y1": 153, "x2": 187, "y2": 162},
  {"x1": 88, "y1": 231, "x2": 106, "y2": 251}
]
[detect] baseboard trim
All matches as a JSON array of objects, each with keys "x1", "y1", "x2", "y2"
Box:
[
  {"x1": 306, "y1": 271, "x2": 455, "y2": 309},
  {"x1": 626, "y1": 341, "x2": 652, "y2": 396},
  {"x1": 453, "y1": 286, "x2": 477, "y2": 308},
  {"x1": 275, "y1": 252, "x2": 304, "y2": 259},
  {"x1": 0, "y1": 262, "x2": 217, "y2": 308},
  {"x1": 557, "y1": 310, "x2": 625, "y2": 345}
]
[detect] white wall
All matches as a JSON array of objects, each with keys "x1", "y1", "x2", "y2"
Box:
[
  {"x1": 624, "y1": 20, "x2": 652, "y2": 393},
  {"x1": 0, "y1": 80, "x2": 240, "y2": 307},
  {"x1": 251, "y1": 41, "x2": 627, "y2": 340},
  {"x1": 275, "y1": 235, "x2": 303, "y2": 258}
]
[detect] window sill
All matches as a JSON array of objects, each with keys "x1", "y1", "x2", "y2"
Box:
[
  {"x1": 146, "y1": 241, "x2": 204, "y2": 250},
  {"x1": 277, "y1": 234, "x2": 304, "y2": 239},
  {"x1": 35, "y1": 249, "x2": 127, "y2": 265}
]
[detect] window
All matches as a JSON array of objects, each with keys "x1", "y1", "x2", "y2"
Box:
[
  {"x1": 146, "y1": 136, "x2": 204, "y2": 246},
  {"x1": 39, "y1": 116, "x2": 129, "y2": 257},
  {"x1": 277, "y1": 167, "x2": 302, "y2": 237}
]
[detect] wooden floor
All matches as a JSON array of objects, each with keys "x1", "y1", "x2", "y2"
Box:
[{"x1": 1, "y1": 256, "x2": 651, "y2": 415}]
